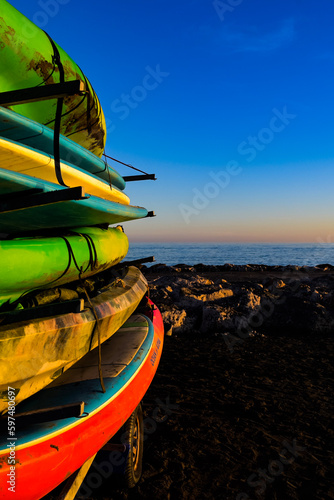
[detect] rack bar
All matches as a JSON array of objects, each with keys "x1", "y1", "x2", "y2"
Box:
[
  {"x1": 14, "y1": 402, "x2": 85, "y2": 426},
  {"x1": 0, "y1": 186, "x2": 86, "y2": 214},
  {"x1": 0, "y1": 80, "x2": 86, "y2": 107},
  {"x1": 0, "y1": 299, "x2": 85, "y2": 326},
  {"x1": 114, "y1": 256, "x2": 155, "y2": 269},
  {"x1": 123, "y1": 174, "x2": 156, "y2": 182}
]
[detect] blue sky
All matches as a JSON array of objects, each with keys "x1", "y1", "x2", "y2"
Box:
[{"x1": 9, "y1": 0, "x2": 334, "y2": 242}]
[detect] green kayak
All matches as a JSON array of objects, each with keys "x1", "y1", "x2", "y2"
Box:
[
  {"x1": 0, "y1": 0, "x2": 106, "y2": 157},
  {"x1": 0, "y1": 225, "x2": 128, "y2": 306}
]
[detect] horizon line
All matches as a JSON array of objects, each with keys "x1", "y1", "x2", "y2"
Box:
[{"x1": 128, "y1": 240, "x2": 333, "y2": 245}]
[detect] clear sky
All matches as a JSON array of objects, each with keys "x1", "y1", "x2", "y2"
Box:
[{"x1": 9, "y1": 0, "x2": 334, "y2": 243}]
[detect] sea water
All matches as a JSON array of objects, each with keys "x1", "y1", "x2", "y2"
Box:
[{"x1": 125, "y1": 243, "x2": 334, "y2": 267}]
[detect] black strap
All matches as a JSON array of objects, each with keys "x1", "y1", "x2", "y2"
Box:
[
  {"x1": 82, "y1": 73, "x2": 91, "y2": 134},
  {"x1": 44, "y1": 31, "x2": 67, "y2": 187},
  {"x1": 60, "y1": 233, "x2": 98, "y2": 277},
  {"x1": 8, "y1": 232, "x2": 99, "y2": 310}
]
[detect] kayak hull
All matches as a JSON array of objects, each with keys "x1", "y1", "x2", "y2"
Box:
[
  {"x1": 0, "y1": 0, "x2": 107, "y2": 157},
  {"x1": 0, "y1": 267, "x2": 149, "y2": 413},
  {"x1": 0, "y1": 106, "x2": 126, "y2": 190},
  {"x1": 0, "y1": 138, "x2": 129, "y2": 205},
  {"x1": 0, "y1": 168, "x2": 148, "y2": 234},
  {"x1": 0, "y1": 225, "x2": 129, "y2": 306},
  {"x1": 0, "y1": 301, "x2": 164, "y2": 500}
]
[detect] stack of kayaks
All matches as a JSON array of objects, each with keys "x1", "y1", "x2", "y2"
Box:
[
  {"x1": 0, "y1": 299, "x2": 164, "y2": 499},
  {"x1": 0, "y1": 0, "x2": 158, "y2": 433}
]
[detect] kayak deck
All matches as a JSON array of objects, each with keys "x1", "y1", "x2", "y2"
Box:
[{"x1": 48, "y1": 315, "x2": 149, "y2": 387}]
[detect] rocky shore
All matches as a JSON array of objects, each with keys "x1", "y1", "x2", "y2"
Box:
[{"x1": 144, "y1": 263, "x2": 334, "y2": 341}]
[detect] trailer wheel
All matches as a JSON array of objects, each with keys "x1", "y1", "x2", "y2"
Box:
[{"x1": 122, "y1": 403, "x2": 144, "y2": 488}]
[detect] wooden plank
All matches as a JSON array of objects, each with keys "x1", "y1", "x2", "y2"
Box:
[
  {"x1": 123, "y1": 174, "x2": 156, "y2": 182},
  {"x1": 0, "y1": 298, "x2": 85, "y2": 326},
  {"x1": 59, "y1": 453, "x2": 97, "y2": 500},
  {"x1": 0, "y1": 80, "x2": 86, "y2": 107},
  {"x1": 0, "y1": 186, "x2": 86, "y2": 214}
]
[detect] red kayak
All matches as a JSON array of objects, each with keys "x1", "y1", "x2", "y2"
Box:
[{"x1": 0, "y1": 299, "x2": 163, "y2": 499}]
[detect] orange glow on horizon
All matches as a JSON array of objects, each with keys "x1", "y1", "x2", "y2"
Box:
[{"x1": 125, "y1": 218, "x2": 334, "y2": 244}]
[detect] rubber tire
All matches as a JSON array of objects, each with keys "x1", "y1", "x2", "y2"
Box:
[{"x1": 121, "y1": 403, "x2": 144, "y2": 488}]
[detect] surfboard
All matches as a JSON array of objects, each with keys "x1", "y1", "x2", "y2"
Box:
[
  {"x1": 0, "y1": 137, "x2": 129, "y2": 205},
  {"x1": 0, "y1": 168, "x2": 149, "y2": 235},
  {"x1": 0, "y1": 0, "x2": 106, "y2": 157},
  {"x1": 0, "y1": 106, "x2": 126, "y2": 190},
  {"x1": 0, "y1": 300, "x2": 163, "y2": 500},
  {"x1": 0, "y1": 225, "x2": 129, "y2": 306}
]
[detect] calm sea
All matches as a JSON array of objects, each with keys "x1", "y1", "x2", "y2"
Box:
[{"x1": 124, "y1": 243, "x2": 334, "y2": 267}]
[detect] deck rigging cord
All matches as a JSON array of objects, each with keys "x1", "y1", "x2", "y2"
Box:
[
  {"x1": 105, "y1": 157, "x2": 114, "y2": 190},
  {"x1": 81, "y1": 284, "x2": 106, "y2": 394},
  {"x1": 53, "y1": 232, "x2": 105, "y2": 393},
  {"x1": 103, "y1": 153, "x2": 151, "y2": 176},
  {"x1": 2, "y1": 231, "x2": 99, "y2": 312}
]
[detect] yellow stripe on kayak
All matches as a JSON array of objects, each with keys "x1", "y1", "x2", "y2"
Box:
[{"x1": 0, "y1": 138, "x2": 129, "y2": 205}]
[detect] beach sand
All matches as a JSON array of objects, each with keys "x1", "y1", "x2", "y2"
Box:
[
  {"x1": 89, "y1": 266, "x2": 334, "y2": 500},
  {"x1": 133, "y1": 333, "x2": 333, "y2": 500}
]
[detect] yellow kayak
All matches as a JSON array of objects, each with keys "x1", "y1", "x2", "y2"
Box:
[{"x1": 0, "y1": 137, "x2": 130, "y2": 205}]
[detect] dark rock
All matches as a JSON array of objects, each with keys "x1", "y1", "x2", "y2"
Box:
[
  {"x1": 150, "y1": 263, "x2": 168, "y2": 271},
  {"x1": 222, "y1": 263, "x2": 235, "y2": 271},
  {"x1": 144, "y1": 265, "x2": 334, "y2": 337},
  {"x1": 316, "y1": 264, "x2": 334, "y2": 270},
  {"x1": 173, "y1": 264, "x2": 196, "y2": 272}
]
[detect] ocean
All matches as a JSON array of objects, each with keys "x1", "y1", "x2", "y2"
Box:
[{"x1": 124, "y1": 243, "x2": 334, "y2": 267}]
